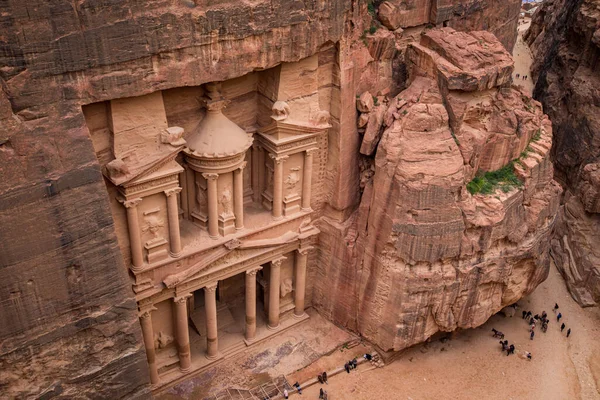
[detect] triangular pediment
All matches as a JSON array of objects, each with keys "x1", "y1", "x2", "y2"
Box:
[{"x1": 163, "y1": 232, "x2": 299, "y2": 289}]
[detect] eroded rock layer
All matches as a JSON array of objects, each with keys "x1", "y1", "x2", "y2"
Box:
[
  {"x1": 525, "y1": 0, "x2": 600, "y2": 306},
  {"x1": 314, "y1": 28, "x2": 561, "y2": 351}
]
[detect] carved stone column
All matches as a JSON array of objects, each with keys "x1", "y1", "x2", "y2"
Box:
[
  {"x1": 252, "y1": 145, "x2": 261, "y2": 203},
  {"x1": 234, "y1": 162, "x2": 246, "y2": 230},
  {"x1": 123, "y1": 198, "x2": 144, "y2": 271},
  {"x1": 301, "y1": 148, "x2": 317, "y2": 211},
  {"x1": 245, "y1": 267, "x2": 262, "y2": 341},
  {"x1": 174, "y1": 294, "x2": 192, "y2": 372},
  {"x1": 165, "y1": 187, "x2": 183, "y2": 257},
  {"x1": 203, "y1": 173, "x2": 219, "y2": 239},
  {"x1": 204, "y1": 282, "x2": 219, "y2": 359},
  {"x1": 294, "y1": 248, "x2": 310, "y2": 318},
  {"x1": 270, "y1": 154, "x2": 288, "y2": 220},
  {"x1": 268, "y1": 258, "x2": 285, "y2": 329},
  {"x1": 139, "y1": 309, "x2": 159, "y2": 384}
]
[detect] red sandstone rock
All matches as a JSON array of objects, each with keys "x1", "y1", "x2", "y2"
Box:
[
  {"x1": 360, "y1": 103, "x2": 387, "y2": 155},
  {"x1": 357, "y1": 91, "x2": 375, "y2": 113},
  {"x1": 316, "y1": 29, "x2": 560, "y2": 351},
  {"x1": 408, "y1": 28, "x2": 514, "y2": 92}
]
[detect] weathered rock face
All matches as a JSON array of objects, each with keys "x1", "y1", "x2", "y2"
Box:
[
  {"x1": 0, "y1": 0, "x2": 534, "y2": 397},
  {"x1": 377, "y1": 0, "x2": 521, "y2": 49},
  {"x1": 314, "y1": 28, "x2": 561, "y2": 351},
  {"x1": 525, "y1": 0, "x2": 600, "y2": 306}
]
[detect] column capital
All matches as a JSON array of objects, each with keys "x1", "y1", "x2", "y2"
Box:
[
  {"x1": 297, "y1": 246, "x2": 313, "y2": 256},
  {"x1": 121, "y1": 198, "x2": 143, "y2": 208},
  {"x1": 271, "y1": 257, "x2": 286, "y2": 268},
  {"x1": 269, "y1": 153, "x2": 289, "y2": 164},
  {"x1": 165, "y1": 187, "x2": 182, "y2": 197},
  {"x1": 174, "y1": 293, "x2": 192, "y2": 304},
  {"x1": 202, "y1": 172, "x2": 219, "y2": 181},
  {"x1": 139, "y1": 305, "x2": 157, "y2": 319},
  {"x1": 204, "y1": 282, "x2": 218, "y2": 292},
  {"x1": 305, "y1": 147, "x2": 319, "y2": 155},
  {"x1": 246, "y1": 266, "x2": 263, "y2": 276},
  {"x1": 238, "y1": 161, "x2": 248, "y2": 171}
]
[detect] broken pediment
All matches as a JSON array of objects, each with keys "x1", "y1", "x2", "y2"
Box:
[{"x1": 103, "y1": 91, "x2": 186, "y2": 186}]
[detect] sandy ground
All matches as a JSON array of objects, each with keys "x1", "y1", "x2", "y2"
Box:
[
  {"x1": 292, "y1": 262, "x2": 600, "y2": 400},
  {"x1": 512, "y1": 18, "x2": 534, "y2": 95}
]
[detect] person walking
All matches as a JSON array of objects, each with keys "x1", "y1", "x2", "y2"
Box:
[
  {"x1": 561, "y1": 323, "x2": 566, "y2": 332},
  {"x1": 293, "y1": 382, "x2": 302, "y2": 394},
  {"x1": 554, "y1": 303, "x2": 559, "y2": 312},
  {"x1": 344, "y1": 363, "x2": 350, "y2": 373},
  {"x1": 522, "y1": 310, "x2": 527, "y2": 319},
  {"x1": 530, "y1": 330, "x2": 535, "y2": 340},
  {"x1": 557, "y1": 312, "x2": 562, "y2": 322},
  {"x1": 283, "y1": 388, "x2": 289, "y2": 399},
  {"x1": 322, "y1": 371, "x2": 328, "y2": 384},
  {"x1": 567, "y1": 328, "x2": 572, "y2": 338},
  {"x1": 319, "y1": 388, "x2": 324, "y2": 399}
]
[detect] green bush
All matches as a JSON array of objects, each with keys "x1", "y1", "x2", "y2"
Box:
[
  {"x1": 367, "y1": 0, "x2": 376, "y2": 16},
  {"x1": 466, "y1": 162, "x2": 522, "y2": 195}
]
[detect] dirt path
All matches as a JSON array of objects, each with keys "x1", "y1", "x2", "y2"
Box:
[
  {"x1": 512, "y1": 17, "x2": 534, "y2": 95},
  {"x1": 292, "y1": 262, "x2": 600, "y2": 400}
]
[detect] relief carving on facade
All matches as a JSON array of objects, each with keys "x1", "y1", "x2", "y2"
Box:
[
  {"x1": 142, "y1": 215, "x2": 165, "y2": 241},
  {"x1": 271, "y1": 101, "x2": 290, "y2": 121},
  {"x1": 280, "y1": 277, "x2": 293, "y2": 297},
  {"x1": 285, "y1": 167, "x2": 301, "y2": 190},
  {"x1": 220, "y1": 188, "x2": 233, "y2": 217}
]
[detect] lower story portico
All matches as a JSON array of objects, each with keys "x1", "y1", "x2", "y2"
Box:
[{"x1": 137, "y1": 239, "x2": 314, "y2": 386}]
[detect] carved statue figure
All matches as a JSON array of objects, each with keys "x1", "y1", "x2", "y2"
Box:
[
  {"x1": 220, "y1": 188, "x2": 232, "y2": 216},
  {"x1": 285, "y1": 167, "x2": 301, "y2": 190},
  {"x1": 280, "y1": 277, "x2": 293, "y2": 297},
  {"x1": 142, "y1": 215, "x2": 164, "y2": 240},
  {"x1": 105, "y1": 158, "x2": 129, "y2": 178},
  {"x1": 271, "y1": 101, "x2": 291, "y2": 121},
  {"x1": 154, "y1": 331, "x2": 174, "y2": 349},
  {"x1": 266, "y1": 168, "x2": 274, "y2": 192},
  {"x1": 310, "y1": 110, "x2": 331, "y2": 127},
  {"x1": 160, "y1": 126, "x2": 186, "y2": 147},
  {"x1": 195, "y1": 181, "x2": 206, "y2": 210}
]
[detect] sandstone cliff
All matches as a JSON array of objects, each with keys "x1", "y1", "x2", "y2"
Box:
[
  {"x1": 314, "y1": 28, "x2": 561, "y2": 352},
  {"x1": 525, "y1": 0, "x2": 600, "y2": 306}
]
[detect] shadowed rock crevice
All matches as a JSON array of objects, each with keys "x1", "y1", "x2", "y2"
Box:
[{"x1": 525, "y1": 0, "x2": 600, "y2": 306}]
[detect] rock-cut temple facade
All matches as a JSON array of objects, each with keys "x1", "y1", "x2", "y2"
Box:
[{"x1": 85, "y1": 63, "x2": 330, "y2": 386}]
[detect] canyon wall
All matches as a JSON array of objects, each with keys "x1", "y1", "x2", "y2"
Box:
[
  {"x1": 314, "y1": 27, "x2": 561, "y2": 351},
  {"x1": 524, "y1": 0, "x2": 600, "y2": 306},
  {"x1": 0, "y1": 0, "x2": 529, "y2": 397}
]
